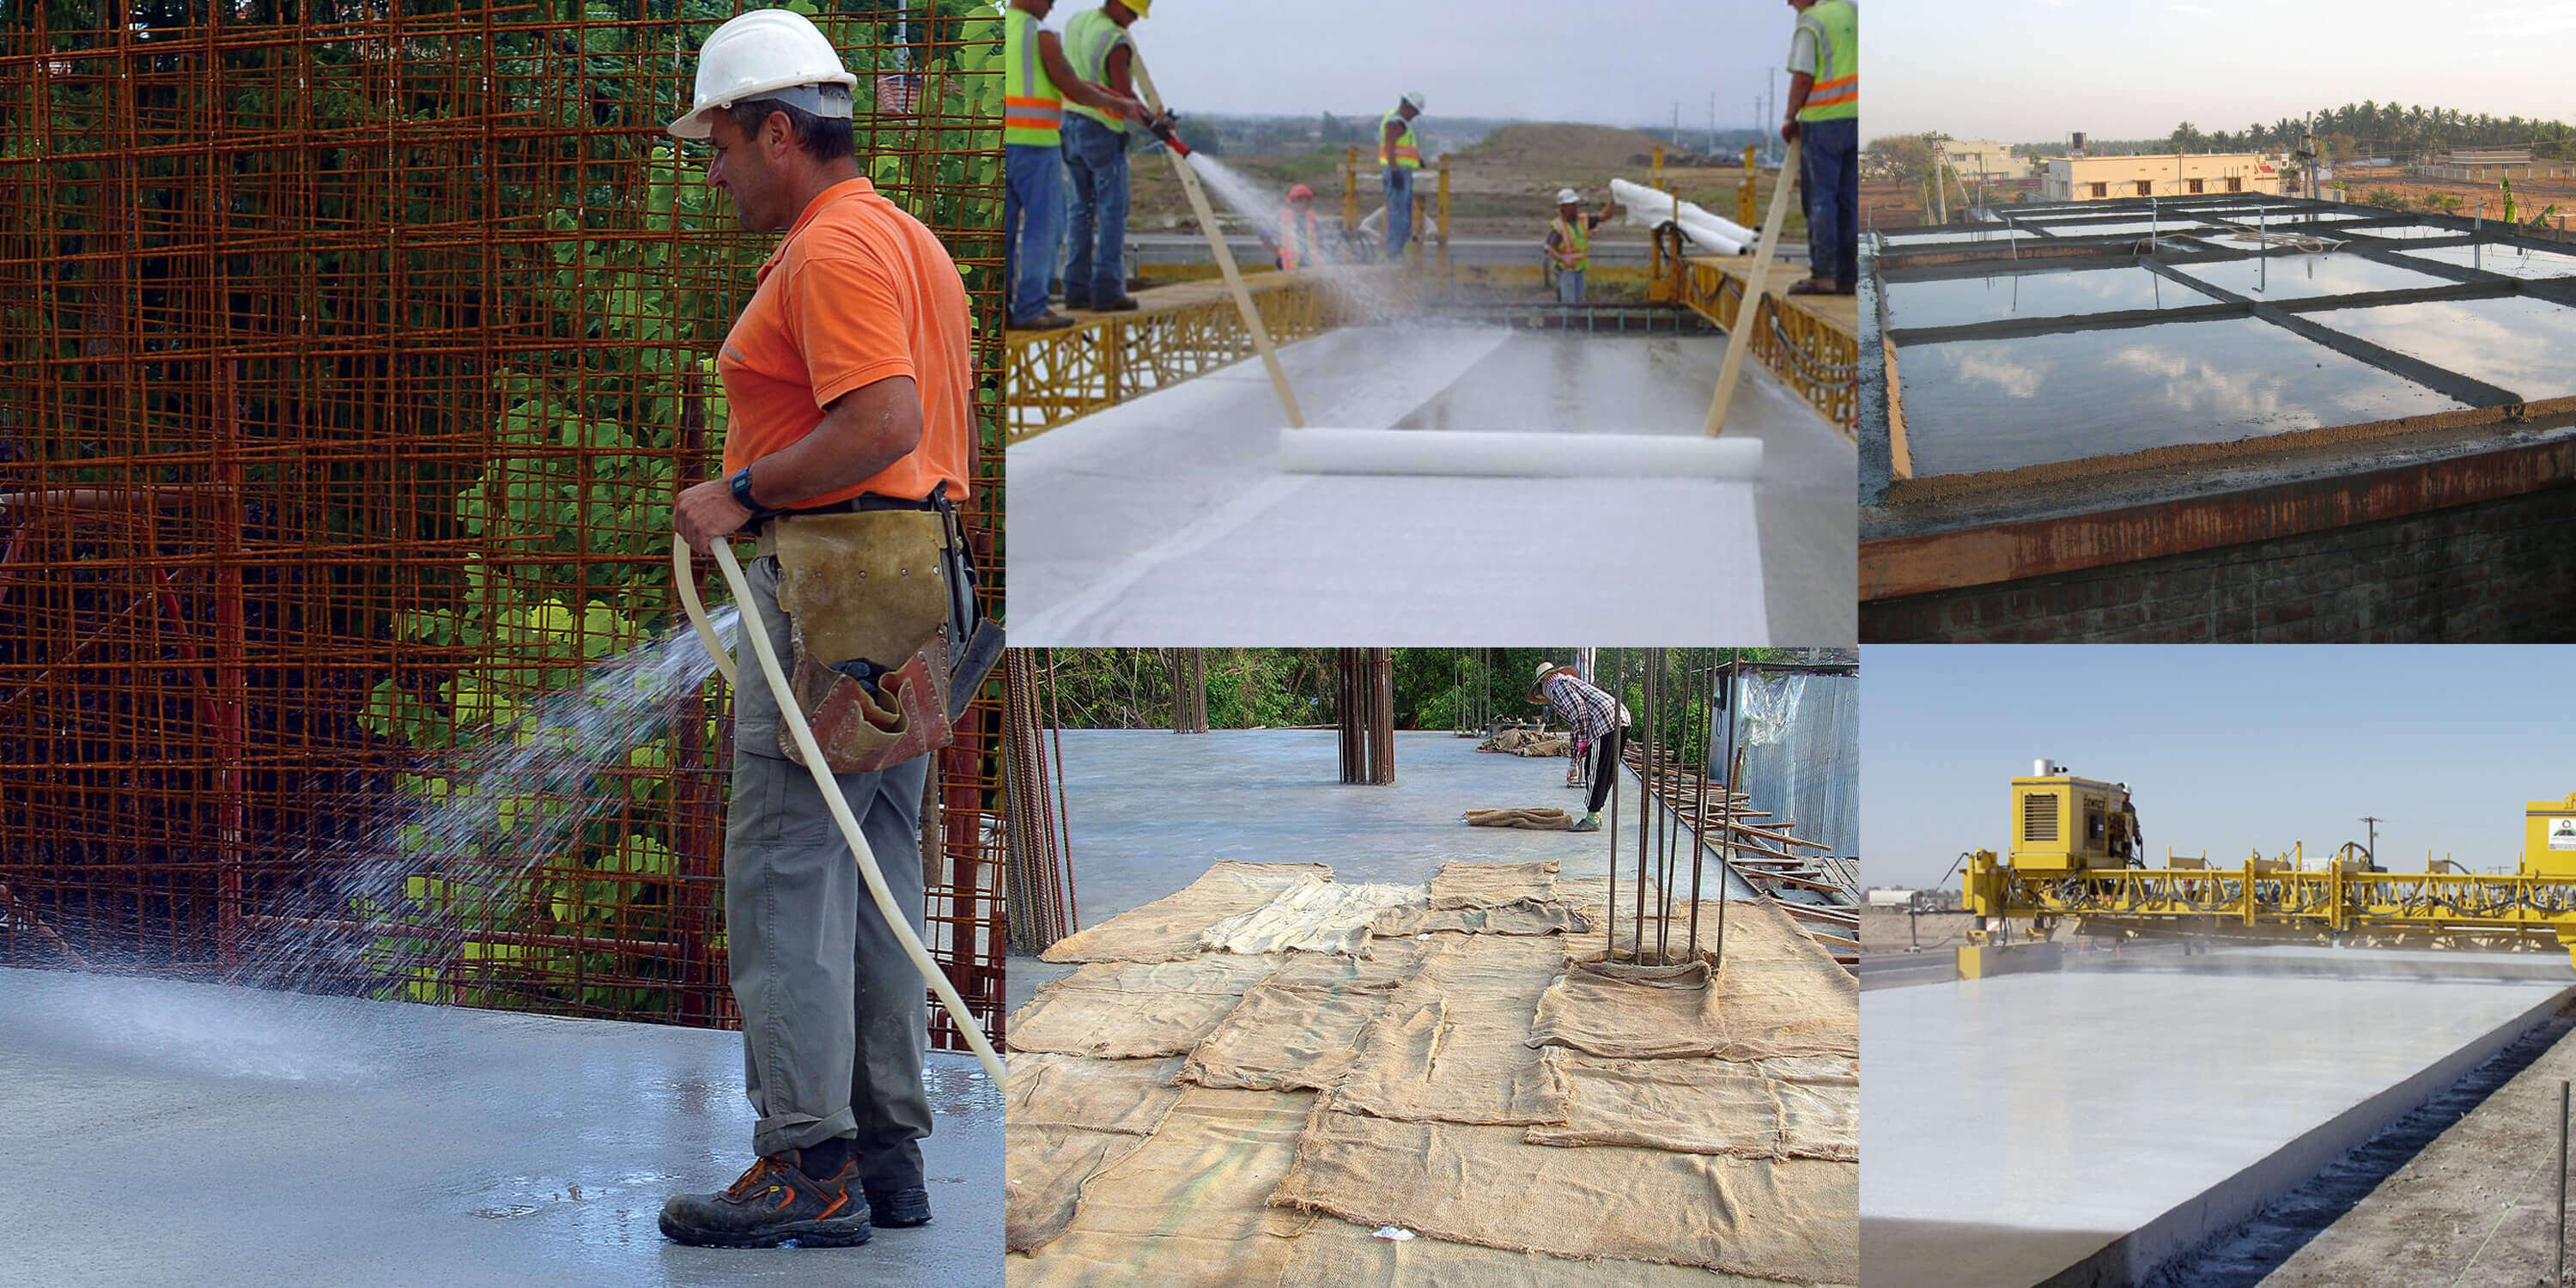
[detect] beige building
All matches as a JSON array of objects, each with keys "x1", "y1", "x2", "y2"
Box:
[
  {"x1": 2414, "y1": 148, "x2": 2576, "y2": 181},
  {"x1": 1940, "y1": 139, "x2": 2022, "y2": 183},
  {"x1": 2041, "y1": 153, "x2": 2282, "y2": 201}
]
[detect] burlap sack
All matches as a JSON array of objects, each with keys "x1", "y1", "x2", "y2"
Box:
[
  {"x1": 1007, "y1": 955, "x2": 1283, "y2": 1059},
  {"x1": 1524, "y1": 955, "x2": 1857, "y2": 1064},
  {"x1": 1462, "y1": 807, "x2": 1572, "y2": 830},
  {"x1": 1279, "y1": 1215, "x2": 1823, "y2": 1287},
  {"x1": 1005, "y1": 1052, "x2": 1186, "y2": 1134},
  {"x1": 1180, "y1": 941, "x2": 1431, "y2": 1092},
  {"x1": 1005, "y1": 1088, "x2": 1320, "y2": 1283},
  {"x1": 1197, "y1": 881, "x2": 1422, "y2": 957},
  {"x1": 1426, "y1": 860, "x2": 1560, "y2": 908},
  {"x1": 1331, "y1": 934, "x2": 1567, "y2": 1125},
  {"x1": 1523, "y1": 1048, "x2": 1859, "y2": 1162},
  {"x1": 1271, "y1": 1102, "x2": 1858, "y2": 1284},
  {"x1": 1372, "y1": 899, "x2": 1586, "y2": 938},
  {"x1": 1040, "y1": 862, "x2": 1332, "y2": 963}
]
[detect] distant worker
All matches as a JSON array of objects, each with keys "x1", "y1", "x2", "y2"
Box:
[
  {"x1": 1544, "y1": 186, "x2": 1617, "y2": 303},
  {"x1": 1005, "y1": 0, "x2": 1146, "y2": 330},
  {"x1": 659, "y1": 7, "x2": 978, "y2": 1252},
  {"x1": 1276, "y1": 184, "x2": 1320, "y2": 271},
  {"x1": 1782, "y1": 0, "x2": 1856, "y2": 295},
  {"x1": 1061, "y1": 0, "x2": 1153, "y2": 312},
  {"x1": 1380, "y1": 91, "x2": 1426, "y2": 259},
  {"x1": 1529, "y1": 661, "x2": 1631, "y2": 834}
]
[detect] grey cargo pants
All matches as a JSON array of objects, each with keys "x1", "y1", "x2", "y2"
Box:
[{"x1": 725, "y1": 553, "x2": 933, "y2": 1159}]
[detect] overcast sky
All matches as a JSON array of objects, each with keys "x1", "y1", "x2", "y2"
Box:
[
  {"x1": 1875, "y1": 0, "x2": 2576, "y2": 143},
  {"x1": 1863, "y1": 646, "x2": 2576, "y2": 891},
  {"x1": 1036, "y1": 0, "x2": 1805, "y2": 129}
]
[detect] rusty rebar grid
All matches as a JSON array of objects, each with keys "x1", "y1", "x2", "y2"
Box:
[{"x1": 0, "y1": 2, "x2": 1006, "y2": 1042}]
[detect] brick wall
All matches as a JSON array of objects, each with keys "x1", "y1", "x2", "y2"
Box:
[{"x1": 1862, "y1": 486, "x2": 2576, "y2": 642}]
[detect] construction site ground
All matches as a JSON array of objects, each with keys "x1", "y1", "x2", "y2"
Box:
[
  {"x1": 0, "y1": 968, "x2": 1002, "y2": 1287},
  {"x1": 1863, "y1": 950, "x2": 2574, "y2": 1288},
  {"x1": 1005, "y1": 733, "x2": 1856, "y2": 1285},
  {"x1": 1129, "y1": 123, "x2": 1800, "y2": 242},
  {"x1": 1009, "y1": 727, "x2": 1742, "y2": 1009},
  {"x1": 1007, "y1": 319, "x2": 1850, "y2": 646}
]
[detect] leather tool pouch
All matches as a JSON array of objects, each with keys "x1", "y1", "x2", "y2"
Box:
[{"x1": 769, "y1": 510, "x2": 956, "y2": 775}]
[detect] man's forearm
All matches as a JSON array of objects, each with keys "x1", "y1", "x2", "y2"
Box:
[
  {"x1": 1785, "y1": 70, "x2": 1814, "y2": 119},
  {"x1": 743, "y1": 377, "x2": 926, "y2": 507}
]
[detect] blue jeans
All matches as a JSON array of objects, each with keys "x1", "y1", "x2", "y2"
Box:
[
  {"x1": 1063, "y1": 115, "x2": 1131, "y2": 306},
  {"x1": 1382, "y1": 167, "x2": 1416, "y2": 258},
  {"x1": 1004, "y1": 143, "x2": 1065, "y2": 322},
  {"x1": 1800, "y1": 116, "x2": 1858, "y2": 288},
  {"x1": 1555, "y1": 268, "x2": 1585, "y2": 303}
]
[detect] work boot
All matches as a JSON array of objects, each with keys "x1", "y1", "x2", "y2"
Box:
[
  {"x1": 658, "y1": 1152, "x2": 872, "y2": 1249},
  {"x1": 1094, "y1": 295, "x2": 1141, "y2": 312},
  {"x1": 857, "y1": 1139, "x2": 933, "y2": 1227},
  {"x1": 1569, "y1": 812, "x2": 1601, "y2": 833},
  {"x1": 1012, "y1": 310, "x2": 1078, "y2": 331},
  {"x1": 1785, "y1": 277, "x2": 1839, "y2": 296}
]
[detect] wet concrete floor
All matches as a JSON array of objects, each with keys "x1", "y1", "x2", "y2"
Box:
[
  {"x1": 1008, "y1": 323, "x2": 1852, "y2": 645},
  {"x1": 0, "y1": 969, "x2": 1001, "y2": 1287},
  {"x1": 1006, "y1": 728, "x2": 1752, "y2": 1011},
  {"x1": 2173, "y1": 250, "x2": 2458, "y2": 300},
  {"x1": 1862, "y1": 951, "x2": 2571, "y2": 1287},
  {"x1": 1897, "y1": 314, "x2": 2469, "y2": 477},
  {"x1": 1886, "y1": 264, "x2": 2218, "y2": 329},
  {"x1": 2401, "y1": 242, "x2": 2576, "y2": 280}
]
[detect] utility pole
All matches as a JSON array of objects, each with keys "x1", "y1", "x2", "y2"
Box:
[{"x1": 2360, "y1": 816, "x2": 2383, "y2": 864}]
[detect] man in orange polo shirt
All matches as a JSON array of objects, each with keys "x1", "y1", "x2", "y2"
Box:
[{"x1": 656, "y1": 9, "x2": 975, "y2": 1252}]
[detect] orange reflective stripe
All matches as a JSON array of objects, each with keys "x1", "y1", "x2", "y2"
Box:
[{"x1": 1807, "y1": 75, "x2": 1856, "y2": 106}]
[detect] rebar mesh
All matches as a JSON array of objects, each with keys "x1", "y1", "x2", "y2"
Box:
[{"x1": 0, "y1": 0, "x2": 1006, "y2": 1045}]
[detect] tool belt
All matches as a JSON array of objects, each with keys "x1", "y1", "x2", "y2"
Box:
[{"x1": 760, "y1": 497, "x2": 969, "y2": 775}]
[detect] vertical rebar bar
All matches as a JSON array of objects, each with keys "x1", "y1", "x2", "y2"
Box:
[{"x1": 2558, "y1": 1078, "x2": 2568, "y2": 1288}]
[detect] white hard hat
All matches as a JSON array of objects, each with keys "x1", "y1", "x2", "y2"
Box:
[
  {"x1": 668, "y1": 9, "x2": 860, "y2": 140},
  {"x1": 1401, "y1": 91, "x2": 1426, "y2": 112},
  {"x1": 1555, "y1": 187, "x2": 1580, "y2": 204}
]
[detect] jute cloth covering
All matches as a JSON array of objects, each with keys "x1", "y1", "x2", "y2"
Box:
[
  {"x1": 1195, "y1": 881, "x2": 1421, "y2": 957},
  {"x1": 1007, "y1": 955, "x2": 1283, "y2": 1059},
  {"x1": 1040, "y1": 862, "x2": 1330, "y2": 963},
  {"x1": 1180, "y1": 940, "x2": 1431, "y2": 1092},
  {"x1": 1462, "y1": 807, "x2": 1572, "y2": 830},
  {"x1": 1331, "y1": 933, "x2": 1568, "y2": 1125}
]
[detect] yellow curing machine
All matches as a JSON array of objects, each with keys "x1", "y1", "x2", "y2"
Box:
[
  {"x1": 2006, "y1": 760, "x2": 2141, "y2": 874},
  {"x1": 2527, "y1": 794, "x2": 2576, "y2": 879}
]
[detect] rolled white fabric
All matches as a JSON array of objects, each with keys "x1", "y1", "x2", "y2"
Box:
[
  {"x1": 1277, "y1": 428, "x2": 1763, "y2": 479},
  {"x1": 1609, "y1": 177, "x2": 1756, "y2": 254}
]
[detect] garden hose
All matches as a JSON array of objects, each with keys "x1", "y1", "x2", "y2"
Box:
[{"x1": 672, "y1": 533, "x2": 1005, "y2": 1089}]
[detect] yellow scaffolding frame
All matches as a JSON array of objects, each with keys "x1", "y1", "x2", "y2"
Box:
[
  {"x1": 1671, "y1": 256, "x2": 1859, "y2": 436},
  {"x1": 1963, "y1": 849, "x2": 2576, "y2": 963},
  {"x1": 1004, "y1": 276, "x2": 1352, "y2": 440}
]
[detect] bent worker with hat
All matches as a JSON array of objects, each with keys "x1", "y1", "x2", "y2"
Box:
[{"x1": 1529, "y1": 661, "x2": 1631, "y2": 834}]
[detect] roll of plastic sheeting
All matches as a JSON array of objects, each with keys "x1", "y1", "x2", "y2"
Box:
[
  {"x1": 1609, "y1": 178, "x2": 1756, "y2": 254},
  {"x1": 1277, "y1": 428, "x2": 1763, "y2": 479}
]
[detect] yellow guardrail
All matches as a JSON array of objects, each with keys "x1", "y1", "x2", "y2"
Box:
[
  {"x1": 1672, "y1": 258, "x2": 1858, "y2": 436},
  {"x1": 1003, "y1": 274, "x2": 1358, "y2": 440}
]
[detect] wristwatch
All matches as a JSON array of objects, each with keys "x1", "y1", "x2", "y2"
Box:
[{"x1": 729, "y1": 465, "x2": 778, "y2": 521}]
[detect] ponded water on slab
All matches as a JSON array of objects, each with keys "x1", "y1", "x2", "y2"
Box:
[
  {"x1": 2172, "y1": 249, "x2": 2458, "y2": 300},
  {"x1": 0, "y1": 967, "x2": 1000, "y2": 1288},
  {"x1": 2402, "y1": 241, "x2": 2576, "y2": 281},
  {"x1": 1884, "y1": 265, "x2": 2219, "y2": 330},
  {"x1": 1881, "y1": 227, "x2": 2038, "y2": 247},
  {"x1": 2025, "y1": 220, "x2": 2210, "y2": 239},
  {"x1": 2303, "y1": 294, "x2": 2576, "y2": 401},
  {"x1": 2338, "y1": 223, "x2": 2472, "y2": 240},
  {"x1": 1897, "y1": 314, "x2": 2469, "y2": 477}
]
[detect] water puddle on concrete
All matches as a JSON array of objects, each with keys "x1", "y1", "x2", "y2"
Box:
[
  {"x1": 1886, "y1": 265, "x2": 2217, "y2": 329},
  {"x1": 1388, "y1": 332, "x2": 1717, "y2": 434},
  {"x1": 1881, "y1": 227, "x2": 2038, "y2": 247},
  {"x1": 2027, "y1": 220, "x2": 2208, "y2": 239},
  {"x1": 2173, "y1": 250, "x2": 2455, "y2": 300},
  {"x1": 1898, "y1": 315, "x2": 2468, "y2": 476},
  {"x1": 2401, "y1": 241, "x2": 2576, "y2": 280},
  {"x1": 2303, "y1": 294, "x2": 2576, "y2": 401},
  {"x1": 2337, "y1": 224, "x2": 2467, "y2": 240}
]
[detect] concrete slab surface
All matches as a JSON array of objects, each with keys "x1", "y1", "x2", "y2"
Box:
[
  {"x1": 1862, "y1": 953, "x2": 2573, "y2": 1287},
  {"x1": 0, "y1": 968, "x2": 1001, "y2": 1288},
  {"x1": 1006, "y1": 728, "x2": 1752, "y2": 1011},
  {"x1": 1008, "y1": 323, "x2": 1853, "y2": 646}
]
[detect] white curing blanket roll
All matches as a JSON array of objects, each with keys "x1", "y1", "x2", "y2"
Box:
[
  {"x1": 1277, "y1": 428, "x2": 1763, "y2": 479},
  {"x1": 1608, "y1": 178, "x2": 1756, "y2": 254}
]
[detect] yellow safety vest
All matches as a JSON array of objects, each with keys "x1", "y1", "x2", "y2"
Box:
[
  {"x1": 1062, "y1": 8, "x2": 1131, "y2": 134},
  {"x1": 1796, "y1": 0, "x2": 1857, "y2": 123},
  {"x1": 1003, "y1": 8, "x2": 1063, "y2": 148},
  {"x1": 1380, "y1": 110, "x2": 1422, "y2": 169},
  {"x1": 1279, "y1": 206, "x2": 1318, "y2": 270},
  {"x1": 1549, "y1": 216, "x2": 1589, "y2": 272}
]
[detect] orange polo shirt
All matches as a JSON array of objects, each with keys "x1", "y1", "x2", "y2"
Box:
[{"x1": 716, "y1": 177, "x2": 973, "y2": 504}]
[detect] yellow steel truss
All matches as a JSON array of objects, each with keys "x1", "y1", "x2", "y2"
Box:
[
  {"x1": 1963, "y1": 849, "x2": 2576, "y2": 962},
  {"x1": 1004, "y1": 276, "x2": 1358, "y2": 440},
  {"x1": 1671, "y1": 256, "x2": 1858, "y2": 436}
]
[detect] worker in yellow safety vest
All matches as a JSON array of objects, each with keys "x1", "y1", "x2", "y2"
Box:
[
  {"x1": 1060, "y1": 0, "x2": 1155, "y2": 312},
  {"x1": 1544, "y1": 186, "x2": 1617, "y2": 303},
  {"x1": 1005, "y1": 0, "x2": 1145, "y2": 330},
  {"x1": 1783, "y1": 0, "x2": 1856, "y2": 295},
  {"x1": 1275, "y1": 184, "x2": 1320, "y2": 271},
  {"x1": 1379, "y1": 91, "x2": 1425, "y2": 259}
]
